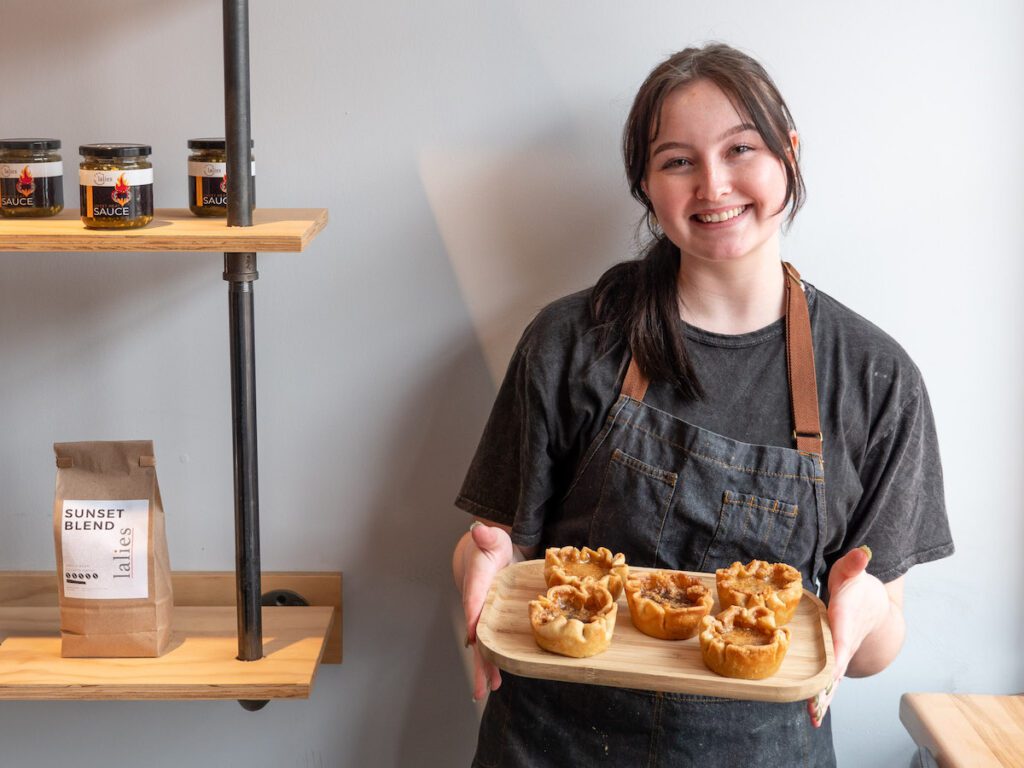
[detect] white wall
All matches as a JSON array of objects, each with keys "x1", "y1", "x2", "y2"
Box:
[{"x1": 0, "y1": 1, "x2": 1020, "y2": 766}]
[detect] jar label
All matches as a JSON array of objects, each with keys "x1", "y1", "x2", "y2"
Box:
[
  {"x1": 0, "y1": 161, "x2": 63, "y2": 179},
  {"x1": 60, "y1": 499, "x2": 150, "y2": 600},
  {"x1": 187, "y1": 161, "x2": 255, "y2": 177},
  {"x1": 79, "y1": 168, "x2": 154, "y2": 187},
  {"x1": 0, "y1": 162, "x2": 64, "y2": 210},
  {"x1": 188, "y1": 161, "x2": 255, "y2": 209},
  {"x1": 79, "y1": 174, "x2": 154, "y2": 220}
]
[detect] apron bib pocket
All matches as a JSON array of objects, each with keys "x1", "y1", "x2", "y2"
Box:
[
  {"x1": 699, "y1": 490, "x2": 799, "y2": 571},
  {"x1": 587, "y1": 448, "x2": 677, "y2": 566}
]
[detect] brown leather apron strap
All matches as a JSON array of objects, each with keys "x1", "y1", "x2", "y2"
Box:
[
  {"x1": 617, "y1": 261, "x2": 823, "y2": 457},
  {"x1": 620, "y1": 353, "x2": 649, "y2": 402},
  {"x1": 782, "y1": 262, "x2": 822, "y2": 456}
]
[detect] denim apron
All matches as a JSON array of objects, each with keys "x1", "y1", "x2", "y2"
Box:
[{"x1": 473, "y1": 264, "x2": 836, "y2": 767}]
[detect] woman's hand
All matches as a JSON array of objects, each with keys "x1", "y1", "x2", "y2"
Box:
[
  {"x1": 808, "y1": 545, "x2": 906, "y2": 726},
  {"x1": 454, "y1": 521, "x2": 515, "y2": 701}
]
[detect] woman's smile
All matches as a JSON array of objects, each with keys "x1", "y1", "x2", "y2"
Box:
[{"x1": 692, "y1": 204, "x2": 751, "y2": 225}]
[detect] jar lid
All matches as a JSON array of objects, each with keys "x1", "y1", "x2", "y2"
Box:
[
  {"x1": 0, "y1": 138, "x2": 61, "y2": 150},
  {"x1": 79, "y1": 143, "x2": 152, "y2": 158},
  {"x1": 188, "y1": 137, "x2": 255, "y2": 149}
]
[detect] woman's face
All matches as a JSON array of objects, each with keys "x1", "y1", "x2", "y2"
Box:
[{"x1": 642, "y1": 79, "x2": 792, "y2": 266}]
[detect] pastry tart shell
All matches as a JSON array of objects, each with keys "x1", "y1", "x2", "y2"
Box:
[
  {"x1": 528, "y1": 583, "x2": 617, "y2": 658},
  {"x1": 699, "y1": 605, "x2": 791, "y2": 680},
  {"x1": 544, "y1": 546, "x2": 629, "y2": 600},
  {"x1": 625, "y1": 570, "x2": 713, "y2": 640},
  {"x1": 716, "y1": 559, "x2": 803, "y2": 626}
]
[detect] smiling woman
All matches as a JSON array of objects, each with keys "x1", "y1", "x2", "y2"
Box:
[
  {"x1": 453, "y1": 42, "x2": 954, "y2": 768},
  {"x1": 643, "y1": 81, "x2": 791, "y2": 266}
]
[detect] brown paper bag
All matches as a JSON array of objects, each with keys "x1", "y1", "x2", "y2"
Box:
[{"x1": 53, "y1": 440, "x2": 173, "y2": 657}]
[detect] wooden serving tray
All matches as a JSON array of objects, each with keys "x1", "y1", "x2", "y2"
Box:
[{"x1": 477, "y1": 560, "x2": 834, "y2": 703}]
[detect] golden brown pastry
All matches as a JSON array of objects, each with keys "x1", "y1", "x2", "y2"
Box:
[
  {"x1": 699, "y1": 605, "x2": 791, "y2": 679},
  {"x1": 625, "y1": 570, "x2": 713, "y2": 640},
  {"x1": 715, "y1": 559, "x2": 803, "y2": 625},
  {"x1": 544, "y1": 546, "x2": 629, "y2": 600},
  {"x1": 528, "y1": 582, "x2": 617, "y2": 658}
]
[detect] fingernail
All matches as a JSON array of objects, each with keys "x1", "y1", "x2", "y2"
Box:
[
  {"x1": 472, "y1": 696, "x2": 479, "y2": 704},
  {"x1": 858, "y1": 544, "x2": 872, "y2": 562},
  {"x1": 470, "y1": 521, "x2": 484, "y2": 532}
]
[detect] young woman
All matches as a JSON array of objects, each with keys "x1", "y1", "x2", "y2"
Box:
[{"x1": 452, "y1": 43, "x2": 953, "y2": 767}]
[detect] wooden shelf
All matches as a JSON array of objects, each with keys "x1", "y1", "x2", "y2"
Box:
[
  {"x1": 0, "y1": 606, "x2": 331, "y2": 700},
  {"x1": 0, "y1": 208, "x2": 328, "y2": 253},
  {"x1": 0, "y1": 571, "x2": 342, "y2": 701}
]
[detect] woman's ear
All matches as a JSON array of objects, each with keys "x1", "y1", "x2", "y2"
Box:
[{"x1": 788, "y1": 131, "x2": 800, "y2": 156}]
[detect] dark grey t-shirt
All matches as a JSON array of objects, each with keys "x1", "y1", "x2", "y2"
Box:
[{"x1": 456, "y1": 281, "x2": 953, "y2": 583}]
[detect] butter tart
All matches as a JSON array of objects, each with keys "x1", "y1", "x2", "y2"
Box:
[
  {"x1": 699, "y1": 605, "x2": 791, "y2": 680},
  {"x1": 716, "y1": 559, "x2": 803, "y2": 625},
  {"x1": 544, "y1": 546, "x2": 629, "y2": 600},
  {"x1": 625, "y1": 570, "x2": 713, "y2": 640},
  {"x1": 528, "y1": 582, "x2": 617, "y2": 658}
]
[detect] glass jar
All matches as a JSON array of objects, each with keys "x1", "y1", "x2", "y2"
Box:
[
  {"x1": 79, "y1": 143, "x2": 153, "y2": 229},
  {"x1": 187, "y1": 138, "x2": 255, "y2": 217},
  {"x1": 0, "y1": 138, "x2": 64, "y2": 218}
]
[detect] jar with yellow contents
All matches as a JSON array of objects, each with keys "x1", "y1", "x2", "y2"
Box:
[
  {"x1": 79, "y1": 144, "x2": 153, "y2": 229},
  {"x1": 0, "y1": 138, "x2": 64, "y2": 218},
  {"x1": 187, "y1": 137, "x2": 255, "y2": 217}
]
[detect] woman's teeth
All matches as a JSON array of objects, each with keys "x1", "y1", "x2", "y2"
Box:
[{"x1": 696, "y1": 205, "x2": 746, "y2": 223}]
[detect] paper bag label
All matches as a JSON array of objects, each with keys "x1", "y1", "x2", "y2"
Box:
[{"x1": 61, "y1": 499, "x2": 149, "y2": 599}]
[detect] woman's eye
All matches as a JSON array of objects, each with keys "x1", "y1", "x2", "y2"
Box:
[
  {"x1": 663, "y1": 157, "x2": 692, "y2": 169},
  {"x1": 732, "y1": 144, "x2": 755, "y2": 155}
]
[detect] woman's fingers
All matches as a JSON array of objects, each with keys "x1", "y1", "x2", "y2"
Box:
[
  {"x1": 471, "y1": 644, "x2": 488, "y2": 701},
  {"x1": 462, "y1": 522, "x2": 513, "y2": 645},
  {"x1": 470, "y1": 520, "x2": 511, "y2": 560},
  {"x1": 828, "y1": 544, "x2": 871, "y2": 594},
  {"x1": 454, "y1": 522, "x2": 513, "y2": 701},
  {"x1": 807, "y1": 677, "x2": 840, "y2": 728},
  {"x1": 807, "y1": 545, "x2": 876, "y2": 725},
  {"x1": 470, "y1": 643, "x2": 504, "y2": 701},
  {"x1": 462, "y1": 525, "x2": 512, "y2": 643},
  {"x1": 827, "y1": 545, "x2": 877, "y2": 678}
]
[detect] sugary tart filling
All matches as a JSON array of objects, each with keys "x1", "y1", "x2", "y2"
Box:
[
  {"x1": 534, "y1": 587, "x2": 611, "y2": 625},
  {"x1": 536, "y1": 594, "x2": 597, "y2": 624},
  {"x1": 571, "y1": 560, "x2": 611, "y2": 580},
  {"x1": 721, "y1": 627, "x2": 773, "y2": 647},
  {"x1": 733, "y1": 576, "x2": 774, "y2": 594},
  {"x1": 640, "y1": 582, "x2": 698, "y2": 608}
]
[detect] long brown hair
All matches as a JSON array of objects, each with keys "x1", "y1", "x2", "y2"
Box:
[{"x1": 592, "y1": 43, "x2": 805, "y2": 400}]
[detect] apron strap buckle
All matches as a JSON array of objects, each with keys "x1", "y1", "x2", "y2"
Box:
[{"x1": 793, "y1": 430, "x2": 824, "y2": 454}]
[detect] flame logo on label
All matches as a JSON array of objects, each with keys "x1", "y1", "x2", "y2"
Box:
[
  {"x1": 112, "y1": 173, "x2": 131, "y2": 206},
  {"x1": 220, "y1": 174, "x2": 228, "y2": 194},
  {"x1": 16, "y1": 166, "x2": 34, "y2": 197}
]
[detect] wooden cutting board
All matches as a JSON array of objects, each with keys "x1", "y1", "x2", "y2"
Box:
[
  {"x1": 476, "y1": 560, "x2": 833, "y2": 703},
  {"x1": 900, "y1": 693, "x2": 1024, "y2": 767}
]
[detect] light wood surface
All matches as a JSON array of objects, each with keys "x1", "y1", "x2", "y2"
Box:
[
  {"x1": 0, "y1": 606, "x2": 331, "y2": 700},
  {"x1": 0, "y1": 571, "x2": 342, "y2": 664},
  {"x1": 900, "y1": 693, "x2": 1024, "y2": 767},
  {"x1": 476, "y1": 560, "x2": 833, "y2": 703},
  {"x1": 0, "y1": 208, "x2": 327, "y2": 252}
]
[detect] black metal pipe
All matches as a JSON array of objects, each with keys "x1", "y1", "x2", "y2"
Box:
[
  {"x1": 223, "y1": 0, "x2": 254, "y2": 225},
  {"x1": 225, "y1": 253, "x2": 262, "y2": 663},
  {"x1": 223, "y1": 0, "x2": 262, "y2": 670}
]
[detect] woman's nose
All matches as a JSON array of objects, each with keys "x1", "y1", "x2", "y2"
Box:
[{"x1": 696, "y1": 161, "x2": 731, "y2": 201}]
